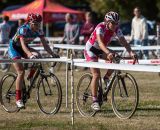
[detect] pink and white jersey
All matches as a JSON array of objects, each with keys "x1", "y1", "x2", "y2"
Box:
[{"x1": 86, "y1": 22, "x2": 123, "y2": 50}]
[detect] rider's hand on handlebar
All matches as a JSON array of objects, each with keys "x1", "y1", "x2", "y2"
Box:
[
  {"x1": 107, "y1": 52, "x2": 114, "y2": 61},
  {"x1": 52, "y1": 53, "x2": 60, "y2": 58},
  {"x1": 129, "y1": 51, "x2": 138, "y2": 64},
  {"x1": 29, "y1": 54, "x2": 38, "y2": 59},
  {"x1": 129, "y1": 51, "x2": 137, "y2": 60}
]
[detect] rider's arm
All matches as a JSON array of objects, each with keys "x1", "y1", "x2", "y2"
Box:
[
  {"x1": 97, "y1": 34, "x2": 110, "y2": 55},
  {"x1": 40, "y1": 37, "x2": 55, "y2": 57},
  {"x1": 20, "y1": 37, "x2": 32, "y2": 57},
  {"x1": 116, "y1": 28, "x2": 134, "y2": 55},
  {"x1": 119, "y1": 36, "x2": 132, "y2": 53}
]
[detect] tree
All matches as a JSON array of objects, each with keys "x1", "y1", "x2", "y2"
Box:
[{"x1": 87, "y1": 0, "x2": 159, "y2": 22}]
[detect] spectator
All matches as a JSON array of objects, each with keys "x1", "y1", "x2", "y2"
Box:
[
  {"x1": 0, "y1": 15, "x2": 11, "y2": 70},
  {"x1": 60, "y1": 13, "x2": 80, "y2": 66},
  {"x1": 61, "y1": 13, "x2": 80, "y2": 69},
  {"x1": 81, "y1": 12, "x2": 96, "y2": 44},
  {"x1": 61, "y1": 13, "x2": 80, "y2": 45},
  {"x1": 130, "y1": 7, "x2": 149, "y2": 59},
  {"x1": 60, "y1": 13, "x2": 80, "y2": 70},
  {"x1": 156, "y1": 19, "x2": 160, "y2": 58}
]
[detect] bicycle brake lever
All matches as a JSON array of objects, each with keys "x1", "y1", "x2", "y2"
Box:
[{"x1": 133, "y1": 55, "x2": 139, "y2": 64}]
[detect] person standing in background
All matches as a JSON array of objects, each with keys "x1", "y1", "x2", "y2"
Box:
[
  {"x1": 60, "y1": 13, "x2": 80, "y2": 70},
  {"x1": 0, "y1": 15, "x2": 11, "y2": 70},
  {"x1": 80, "y1": 12, "x2": 96, "y2": 70},
  {"x1": 61, "y1": 13, "x2": 80, "y2": 45},
  {"x1": 0, "y1": 15, "x2": 11, "y2": 45},
  {"x1": 81, "y1": 12, "x2": 96, "y2": 44},
  {"x1": 156, "y1": 20, "x2": 160, "y2": 58},
  {"x1": 130, "y1": 7, "x2": 149, "y2": 59}
]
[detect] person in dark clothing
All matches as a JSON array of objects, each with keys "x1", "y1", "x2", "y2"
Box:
[{"x1": 81, "y1": 12, "x2": 96, "y2": 44}]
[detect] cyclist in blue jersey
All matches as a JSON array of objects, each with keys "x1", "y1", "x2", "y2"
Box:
[{"x1": 8, "y1": 13, "x2": 57, "y2": 108}]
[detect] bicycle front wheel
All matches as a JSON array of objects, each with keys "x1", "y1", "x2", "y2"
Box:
[
  {"x1": 111, "y1": 73, "x2": 139, "y2": 119},
  {"x1": 76, "y1": 73, "x2": 96, "y2": 117},
  {"x1": 37, "y1": 73, "x2": 62, "y2": 115},
  {"x1": 0, "y1": 72, "x2": 19, "y2": 113}
]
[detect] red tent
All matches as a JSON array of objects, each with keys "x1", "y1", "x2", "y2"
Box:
[{"x1": 3, "y1": 0, "x2": 84, "y2": 23}]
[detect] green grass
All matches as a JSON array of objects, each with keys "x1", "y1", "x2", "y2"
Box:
[{"x1": 0, "y1": 65, "x2": 160, "y2": 130}]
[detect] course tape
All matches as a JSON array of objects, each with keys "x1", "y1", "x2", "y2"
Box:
[
  {"x1": 0, "y1": 58, "x2": 70, "y2": 64},
  {"x1": 73, "y1": 58, "x2": 160, "y2": 65},
  {"x1": 74, "y1": 61, "x2": 160, "y2": 72},
  {"x1": 0, "y1": 57, "x2": 160, "y2": 72},
  {"x1": 1, "y1": 44, "x2": 160, "y2": 51}
]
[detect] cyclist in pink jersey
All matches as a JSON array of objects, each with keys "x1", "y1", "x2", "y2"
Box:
[{"x1": 84, "y1": 11, "x2": 136, "y2": 111}]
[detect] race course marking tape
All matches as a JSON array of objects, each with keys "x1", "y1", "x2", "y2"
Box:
[{"x1": 0, "y1": 57, "x2": 160, "y2": 72}]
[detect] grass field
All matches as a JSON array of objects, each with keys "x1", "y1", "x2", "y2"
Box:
[{"x1": 0, "y1": 64, "x2": 160, "y2": 130}]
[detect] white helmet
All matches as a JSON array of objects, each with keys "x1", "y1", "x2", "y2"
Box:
[{"x1": 105, "y1": 11, "x2": 120, "y2": 24}]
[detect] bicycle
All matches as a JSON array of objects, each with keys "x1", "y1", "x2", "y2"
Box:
[
  {"x1": 76, "y1": 54, "x2": 139, "y2": 119},
  {"x1": 0, "y1": 61, "x2": 62, "y2": 115}
]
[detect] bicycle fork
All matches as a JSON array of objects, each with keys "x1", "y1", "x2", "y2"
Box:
[
  {"x1": 41, "y1": 73, "x2": 53, "y2": 96},
  {"x1": 117, "y1": 74, "x2": 129, "y2": 98}
]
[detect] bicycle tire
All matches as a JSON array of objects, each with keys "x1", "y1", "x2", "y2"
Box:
[
  {"x1": 37, "y1": 73, "x2": 62, "y2": 115},
  {"x1": 76, "y1": 73, "x2": 96, "y2": 117},
  {"x1": 111, "y1": 72, "x2": 139, "y2": 119},
  {"x1": 0, "y1": 72, "x2": 20, "y2": 113}
]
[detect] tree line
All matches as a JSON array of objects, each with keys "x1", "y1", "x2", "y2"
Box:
[{"x1": 1, "y1": 0, "x2": 160, "y2": 21}]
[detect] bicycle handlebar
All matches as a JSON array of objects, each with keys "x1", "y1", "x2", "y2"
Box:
[{"x1": 112, "y1": 53, "x2": 139, "y2": 65}]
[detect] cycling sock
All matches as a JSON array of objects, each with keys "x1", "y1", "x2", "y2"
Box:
[
  {"x1": 16, "y1": 90, "x2": 21, "y2": 101},
  {"x1": 92, "y1": 96, "x2": 98, "y2": 102}
]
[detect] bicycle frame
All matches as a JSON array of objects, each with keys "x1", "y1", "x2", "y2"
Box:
[
  {"x1": 98, "y1": 69, "x2": 120, "y2": 105},
  {"x1": 98, "y1": 53, "x2": 138, "y2": 105},
  {"x1": 22, "y1": 63, "x2": 43, "y2": 102}
]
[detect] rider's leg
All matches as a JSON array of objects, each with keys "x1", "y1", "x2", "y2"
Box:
[
  {"x1": 104, "y1": 69, "x2": 114, "y2": 79},
  {"x1": 26, "y1": 48, "x2": 41, "y2": 81},
  {"x1": 84, "y1": 48, "x2": 101, "y2": 110},
  {"x1": 13, "y1": 62, "x2": 25, "y2": 108},
  {"x1": 102, "y1": 52, "x2": 114, "y2": 80},
  {"x1": 90, "y1": 68, "x2": 101, "y2": 111},
  {"x1": 90, "y1": 68, "x2": 100, "y2": 102}
]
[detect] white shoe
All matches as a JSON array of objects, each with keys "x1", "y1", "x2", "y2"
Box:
[
  {"x1": 91, "y1": 102, "x2": 100, "y2": 111},
  {"x1": 16, "y1": 100, "x2": 24, "y2": 108}
]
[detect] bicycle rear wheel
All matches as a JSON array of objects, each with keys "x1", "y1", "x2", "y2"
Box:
[
  {"x1": 111, "y1": 73, "x2": 139, "y2": 119},
  {"x1": 0, "y1": 72, "x2": 19, "y2": 113},
  {"x1": 76, "y1": 73, "x2": 96, "y2": 117},
  {"x1": 37, "y1": 73, "x2": 62, "y2": 115}
]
